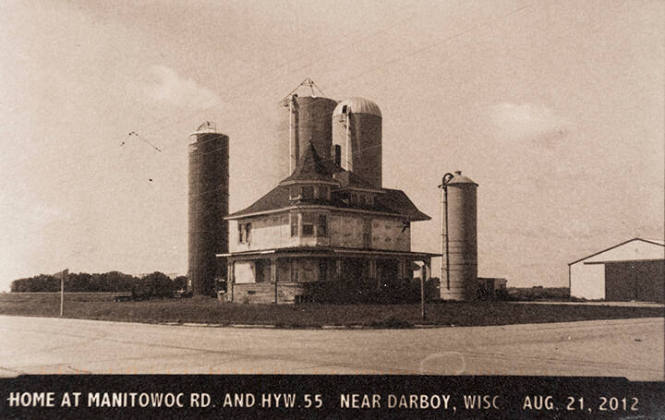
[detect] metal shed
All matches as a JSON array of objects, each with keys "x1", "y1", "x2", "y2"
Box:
[{"x1": 569, "y1": 238, "x2": 664, "y2": 303}]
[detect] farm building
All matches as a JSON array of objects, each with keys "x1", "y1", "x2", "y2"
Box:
[
  {"x1": 218, "y1": 95, "x2": 437, "y2": 304},
  {"x1": 569, "y1": 238, "x2": 664, "y2": 303}
]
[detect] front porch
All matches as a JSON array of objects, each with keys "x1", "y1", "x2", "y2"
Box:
[{"x1": 217, "y1": 248, "x2": 437, "y2": 304}]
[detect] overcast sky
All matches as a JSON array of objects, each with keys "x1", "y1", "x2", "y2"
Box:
[{"x1": 1, "y1": 0, "x2": 663, "y2": 291}]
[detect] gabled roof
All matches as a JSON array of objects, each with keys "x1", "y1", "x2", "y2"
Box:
[{"x1": 568, "y1": 237, "x2": 665, "y2": 266}]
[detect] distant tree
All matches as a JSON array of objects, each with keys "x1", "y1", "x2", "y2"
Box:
[
  {"x1": 173, "y1": 276, "x2": 188, "y2": 291},
  {"x1": 140, "y1": 272, "x2": 175, "y2": 298},
  {"x1": 10, "y1": 271, "x2": 144, "y2": 293}
]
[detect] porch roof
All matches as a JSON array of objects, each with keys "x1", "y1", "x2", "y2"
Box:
[{"x1": 217, "y1": 247, "x2": 439, "y2": 259}]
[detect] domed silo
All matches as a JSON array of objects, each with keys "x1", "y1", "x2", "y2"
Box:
[
  {"x1": 441, "y1": 171, "x2": 478, "y2": 301},
  {"x1": 188, "y1": 122, "x2": 229, "y2": 296},
  {"x1": 332, "y1": 97, "x2": 382, "y2": 188},
  {"x1": 277, "y1": 95, "x2": 338, "y2": 180}
]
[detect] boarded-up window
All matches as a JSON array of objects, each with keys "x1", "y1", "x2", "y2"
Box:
[
  {"x1": 290, "y1": 213, "x2": 298, "y2": 237},
  {"x1": 245, "y1": 223, "x2": 252, "y2": 243},
  {"x1": 318, "y1": 185, "x2": 329, "y2": 200},
  {"x1": 302, "y1": 186, "x2": 314, "y2": 200},
  {"x1": 317, "y1": 214, "x2": 327, "y2": 237},
  {"x1": 302, "y1": 213, "x2": 315, "y2": 236},
  {"x1": 363, "y1": 218, "x2": 371, "y2": 248}
]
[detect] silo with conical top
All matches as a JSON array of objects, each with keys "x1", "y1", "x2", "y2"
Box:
[
  {"x1": 188, "y1": 122, "x2": 229, "y2": 296},
  {"x1": 441, "y1": 171, "x2": 478, "y2": 301}
]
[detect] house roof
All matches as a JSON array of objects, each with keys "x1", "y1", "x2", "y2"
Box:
[
  {"x1": 568, "y1": 237, "x2": 665, "y2": 266},
  {"x1": 332, "y1": 170, "x2": 378, "y2": 190},
  {"x1": 229, "y1": 139, "x2": 430, "y2": 220},
  {"x1": 227, "y1": 184, "x2": 430, "y2": 221},
  {"x1": 281, "y1": 142, "x2": 339, "y2": 183}
]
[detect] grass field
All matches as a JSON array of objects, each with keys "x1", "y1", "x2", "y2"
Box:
[{"x1": 0, "y1": 292, "x2": 662, "y2": 328}]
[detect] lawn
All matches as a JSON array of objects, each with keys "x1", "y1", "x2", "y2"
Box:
[{"x1": 0, "y1": 292, "x2": 662, "y2": 328}]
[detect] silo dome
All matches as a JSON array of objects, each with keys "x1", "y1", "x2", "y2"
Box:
[
  {"x1": 332, "y1": 97, "x2": 383, "y2": 188},
  {"x1": 333, "y1": 97, "x2": 382, "y2": 118}
]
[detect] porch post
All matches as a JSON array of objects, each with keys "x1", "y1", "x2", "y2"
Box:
[
  {"x1": 271, "y1": 257, "x2": 278, "y2": 304},
  {"x1": 336, "y1": 259, "x2": 342, "y2": 282},
  {"x1": 369, "y1": 259, "x2": 378, "y2": 289},
  {"x1": 228, "y1": 260, "x2": 235, "y2": 302},
  {"x1": 421, "y1": 259, "x2": 431, "y2": 321}
]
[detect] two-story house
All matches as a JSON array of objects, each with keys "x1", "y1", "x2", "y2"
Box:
[{"x1": 220, "y1": 142, "x2": 434, "y2": 304}]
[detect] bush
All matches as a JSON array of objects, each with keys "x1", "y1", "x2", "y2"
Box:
[{"x1": 302, "y1": 278, "x2": 437, "y2": 304}]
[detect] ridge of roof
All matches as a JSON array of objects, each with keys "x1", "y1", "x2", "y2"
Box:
[{"x1": 568, "y1": 237, "x2": 665, "y2": 266}]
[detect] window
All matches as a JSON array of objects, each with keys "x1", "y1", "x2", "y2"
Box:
[
  {"x1": 317, "y1": 214, "x2": 327, "y2": 237},
  {"x1": 290, "y1": 213, "x2": 298, "y2": 237},
  {"x1": 289, "y1": 187, "x2": 299, "y2": 200},
  {"x1": 245, "y1": 223, "x2": 252, "y2": 243},
  {"x1": 359, "y1": 194, "x2": 366, "y2": 207},
  {"x1": 238, "y1": 222, "x2": 252, "y2": 243},
  {"x1": 350, "y1": 193, "x2": 358, "y2": 205},
  {"x1": 362, "y1": 218, "x2": 371, "y2": 248},
  {"x1": 302, "y1": 186, "x2": 314, "y2": 200},
  {"x1": 302, "y1": 213, "x2": 314, "y2": 236},
  {"x1": 317, "y1": 185, "x2": 329, "y2": 200},
  {"x1": 319, "y1": 260, "x2": 328, "y2": 282}
]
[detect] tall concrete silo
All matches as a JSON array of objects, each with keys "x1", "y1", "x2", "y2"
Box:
[
  {"x1": 188, "y1": 122, "x2": 228, "y2": 296},
  {"x1": 440, "y1": 171, "x2": 478, "y2": 301},
  {"x1": 332, "y1": 97, "x2": 382, "y2": 188},
  {"x1": 278, "y1": 95, "x2": 338, "y2": 180}
]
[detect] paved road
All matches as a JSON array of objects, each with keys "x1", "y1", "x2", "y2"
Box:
[{"x1": 0, "y1": 316, "x2": 662, "y2": 380}]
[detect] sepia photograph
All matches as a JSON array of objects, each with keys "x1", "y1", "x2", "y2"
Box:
[{"x1": 1, "y1": 0, "x2": 663, "y2": 417}]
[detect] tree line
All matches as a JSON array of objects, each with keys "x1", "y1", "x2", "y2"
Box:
[{"x1": 10, "y1": 271, "x2": 188, "y2": 297}]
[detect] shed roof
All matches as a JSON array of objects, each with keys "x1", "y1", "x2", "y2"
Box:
[{"x1": 568, "y1": 237, "x2": 665, "y2": 266}]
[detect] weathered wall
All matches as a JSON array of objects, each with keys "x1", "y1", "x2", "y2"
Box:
[
  {"x1": 370, "y1": 216, "x2": 410, "y2": 251},
  {"x1": 234, "y1": 262, "x2": 255, "y2": 284},
  {"x1": 329, "y1": 214, "x2": 364, "y2": 248},
  {"x1": 230, "y1": 282, "x2": 306, "y2": 304},
  {"x1": 230, "y1": 214, "x2": 293, "y2": 252},
  {"x1": 231, "y1": 212, "x2": 409, "y2": 253}
]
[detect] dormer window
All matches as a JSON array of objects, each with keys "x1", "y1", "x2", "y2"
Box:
[
  {"x1": 302, "y1": 213, "x2": 315, "y2": 236},
  {"x1": 317, "y1": 185, "x2": 329, "y2": 200},
  {"x1": 302, "y1": 186, "x2": 314, "y2": 200}
]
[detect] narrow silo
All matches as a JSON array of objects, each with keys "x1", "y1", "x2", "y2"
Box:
[
  {"x1": 278, "y1": 95, "x2": 338, "y2": 179},
  {"x1": 332, "y1": 97, "x2": 382, "y2": 188},
  {"x1": 441, "y1": 171, "x2": 478, "y2": 301},
  {"x1": 188, "y1": 122, "x2": 229, "y2": 296}
]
